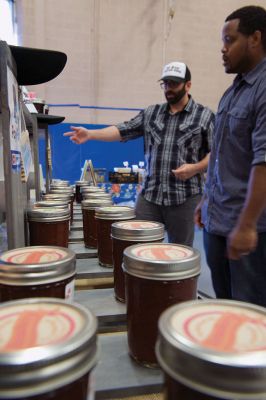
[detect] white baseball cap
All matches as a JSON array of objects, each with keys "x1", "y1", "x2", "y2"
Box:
[{"x1": 160, "y1": 61, "x2": 191, "y2": 82}]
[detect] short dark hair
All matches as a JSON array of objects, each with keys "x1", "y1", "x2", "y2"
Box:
[{"x1": 225, "y1": 6, "x2": 266, "y2": 51}]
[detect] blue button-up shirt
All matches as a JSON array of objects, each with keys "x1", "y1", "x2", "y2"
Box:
[{"x1": 202, "y1": 58, "x2": 266, "y2": 236}]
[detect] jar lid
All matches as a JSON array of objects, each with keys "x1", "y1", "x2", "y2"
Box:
[
  {"x1": 42, "y1": 193, "x2": 71, "y2": 202},
  {"x1": 82, "y1": 199, "x2": 113, "y2": 210},
  {"x1": 34, "y1": 200, "x2": 69, "y2": 209},
  {"x1": 123, "y1": 243, "x2": 200, "y2": 280},
  {"x1": 75, "y1": 180, "x2": 90, "y2": 185},
  {"x1": 51, "y1": 180, "x2": 69, "y2": 186},
  {"x1": 0, "y1": 246, "x2": 76, "y2": 285},
  {"x1": 111, "y1": 220, "x2": 165, "y2": 241},
  {"x1": 82, "y1": 192, "x2": 112, "y2": 200},
  {"x1": 81, "y1": 186, "x2": 105, "y2": 193},
  {"x1": 156, "y1": 299, "x2": 266, "y2": 399},
  {"x1": 0, "y1": 298, "x2": 97, "y2": 398},
  {"x1": 95, "y1": 206, "x2": 136, "y2": 220},
  {"x1": 27, "y1": 207, "x2": 70, "y2": 221},
  {"x1": 49, "y1": 188, "x2": 74, "y2": 194}
]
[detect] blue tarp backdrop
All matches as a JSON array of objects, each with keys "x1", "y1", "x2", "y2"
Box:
[{"x1": 39, "y1": 123, "x2": 144, "y2": 184}]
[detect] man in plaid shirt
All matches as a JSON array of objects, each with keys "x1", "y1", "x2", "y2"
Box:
[{"x1": 65, "y1": 61, "x2": 214, "y2": 246}]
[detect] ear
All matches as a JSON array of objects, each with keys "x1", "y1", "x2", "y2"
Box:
[
  {"x1": 249, "y1": 30, "x2": 262, "y2": 48},
  {"x1": 185, "y1": 81, "x2": 192, "y2": 91}
]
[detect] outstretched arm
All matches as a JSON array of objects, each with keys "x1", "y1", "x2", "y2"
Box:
[{"x1": 64, "y1": 125, "x2": 121, "y2": 144}]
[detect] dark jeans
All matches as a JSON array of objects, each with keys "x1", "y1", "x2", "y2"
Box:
[
  {"x1": 203, "y1": 229, "x2": 266, "y2": 307},
  {"x1": 135, "y1": 193, "x2": 201, "y2": 246}
]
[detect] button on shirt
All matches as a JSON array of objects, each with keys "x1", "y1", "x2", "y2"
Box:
[
  {"x1": 116, "y1": 97, "x2": 214, "y2": 206},
  {"x1": 202, "y1": 58, "x2": 266, "y2": 236}
]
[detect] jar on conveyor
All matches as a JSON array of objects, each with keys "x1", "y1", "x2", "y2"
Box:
[
  {"x1": 75, "y1": 181, "x2": 90, "y2": 203},
  {"x1": 51, "y1": 180, "x2": 70, "y2": 186},
  {"x1": 95, "y1": 206, "x2": 135, "y2": 268},
  {"x1": 0, "y1": 246, "x2": 76, "y2": 302},
  {"x1": 82, "y1": 191, "x2": 112, "y2": 201},
  {"x1": 82, "y1": 199, "x2": 113, "y2": 249},
  {"x1": 0, "y1": 298, "x2": 98, "y2": 400},
  {"x1": 156, "y1": 299, "x2": 266, "y2": 400},
  {"x1": 111, "y1": 220, "x2": 165, "y2": 302},
  {"x1": 81, "y1": 186, "x2": 106, "y2": 194},
  {"x1": 42, "y1": 193, "x2": 73, "y2": 223},
  {"x1": 46, "y1": 188, "x2": 74, "y2": 222},
  {"x1": 27, "y1": 207, "x2": 70, "y2": 248},
  {"x1": 34, "y1": 200, "x2": 69, "y2": 210},
  {"x1": 123, "y1": 243, "x2": 200, "y2": 367}
]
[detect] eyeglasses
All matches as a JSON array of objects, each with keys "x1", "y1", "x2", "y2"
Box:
[{"x1": 160, "y1": 81, "x2": 183, "y2": 89}]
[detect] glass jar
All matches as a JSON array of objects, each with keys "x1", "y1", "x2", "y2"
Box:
[
  {"x1": 42, "y1": 193, "x2": 73, "y2": 224},
  {"x1": 82, "y1": 192, "x2": 112, "y2": 201},
  {"x1": 0, "y1": 246, "x2": 76, "y2": 302},
  {"x1": 75, "y1": 181, "x2": 90, "y2": 203},
  {"x1": 156, "y1": 299, "x2": 266, "y2": 400},
  {"x1": 82, "y1": 199, "x2": 113, "y2": 248},
  {"x1": 27, "y1": 208, "x2": 70, "y2": 248},
  {"x1": 111, "y1": 220, "x2": 165, "y2": 302},
  {"x1": 34, "y1": 200, "x2": 69, "y2": 210},
  {"x1": 95, "y1": 206, "x2": 135, "y2": 267},
  {"x1": 0, "y1": 298, "x2": 98, "y2": 400},
  {"x1": 123, "y1": 243, "x2": 200, "y2": 367}
]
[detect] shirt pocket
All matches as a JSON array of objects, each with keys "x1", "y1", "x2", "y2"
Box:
[
  {"x1": 227, "y1": 107, "x2": 252, "y2": 150},
  {"x1": 178, "y1": 124, "x2": 202, "y2": 147},
  {"x1": 146, "y1": 123, "x2": 163, "y2": 146}
]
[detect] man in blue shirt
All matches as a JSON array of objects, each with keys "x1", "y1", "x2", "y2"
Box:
[{"x1": 195, "y1": 6, "x2": 266, "y2": 307}]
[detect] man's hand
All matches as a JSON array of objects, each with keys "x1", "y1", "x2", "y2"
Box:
[
  {"x1": 172, "y1": 164, "x2": 197, "y2": 181},
  {"x1": 194, "y1": 196, "x2": 205, "y2": 228},
  {"x1": 227, "y1": 225, "x2": 258, "y2": 260},
  {"x1": 64, "y1": 126, "x2": 91, "y2": 144}
]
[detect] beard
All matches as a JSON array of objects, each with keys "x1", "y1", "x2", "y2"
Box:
[{"x1": 165, "y1": 84, "x2": 186, "y2": 105}]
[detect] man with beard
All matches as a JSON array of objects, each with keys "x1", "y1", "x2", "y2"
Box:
[
  {"x1": 64, "y1": 61, "x2": 214, "y2": 245},
  {"x1": 194, "y1": 6, "x2": 266, "y2": 306}
]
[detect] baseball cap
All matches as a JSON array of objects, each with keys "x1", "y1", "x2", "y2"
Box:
[{"x1": 160, "y1": 61, "x2": 191, "y2": 83}]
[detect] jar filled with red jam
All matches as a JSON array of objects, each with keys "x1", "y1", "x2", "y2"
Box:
[
  {"x1": 123, "y1": 243, "x2": 200, "y2": 367},
  {"x1": 156, "y1": 299, "x2": 266, "y2": 400},
  {"x1": 95, "y1": 206, "x2": 135, "y2": 268},
  {"x1": 82, "y1": 199, "x2": 113, "y2": 248},
  {"x1": 34, "y1": 200, "x2": 69, "y2": 210},
  {"x1": 0, "y1": 246, "x2": 76, "y2": 302},
  {"x1": 27, "y1": 207, "x2": 70, "y2": 248},
  {"x1": 75, "y1": 181, "x2": 90, "y2": 203},
  {"x1": 0, "y1": 298, "x2": 98, "y2": 400},
  {"x1": 42, "y1": 193, "x2": 73, "y2": 222},
  {"x1": 82, "y1": 191, "x2": 112, "y2": 201},
  {"x1": 111, "y1": 220, "x2": 165, "y2": 302}
]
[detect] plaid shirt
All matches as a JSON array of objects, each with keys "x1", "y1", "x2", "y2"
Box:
[{"x1": 117, "y1": 97, "x2": 215, "y2": 206}]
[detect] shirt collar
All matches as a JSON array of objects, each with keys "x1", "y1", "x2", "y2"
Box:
[{"x1": 235, "y1": 57, "x2": 266, "y2": 86}]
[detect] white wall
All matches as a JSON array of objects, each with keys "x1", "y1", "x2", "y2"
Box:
[{"x1": 16, "y1": 0, "x2": 266, "y2": 124}]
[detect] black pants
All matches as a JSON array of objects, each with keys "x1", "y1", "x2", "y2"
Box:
[{"x1": 135, "y1": 194, "x2": 200, "y2": 246}]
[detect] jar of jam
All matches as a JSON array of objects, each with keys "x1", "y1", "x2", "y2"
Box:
[
  {"x1": 51, "y1": 180, "x2": 70, "y2": 186},
  {"x1": 43, "y1": 193, "x2": 74, "y2": 223},
  {"x1": 75, "y1": 181, "x2": 90, "y2": 203},
  {"x1": 81, "y1": 186, "x2": 106, "y2": 194},
  {"x1": 34, "y1": 200, "x2": 69, "y2": 210},
  {"x1": 82, "y1": 199, "x2": 113, "y2": 248},
  {"x1": 95, "y1": 206, "x2": 135, "y2": 268},
  {"x1": 82, "y1": 192, "x2": 112, "y2": 201},
  {"x1": 0, "y1": 298, "x2": 98, "y2": 400},
  {"x1": 27, "y1": 207, "x2": 70, "y2": 248},
  {"x1": 42, "y1": 194, "x2": 73, "y2": 224},
  {"x1": 123, "y1": 243, "x2": 200, "y2": 367},
  {"x1": 0, "y1": 246, "x2": 76, "y2": 302},
  {"x1": 111, "y1": 220, "x2": 165, "y2": 302},
  {"x1": 156, "y1": 299, "x2": 266, "y2": 400}
]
